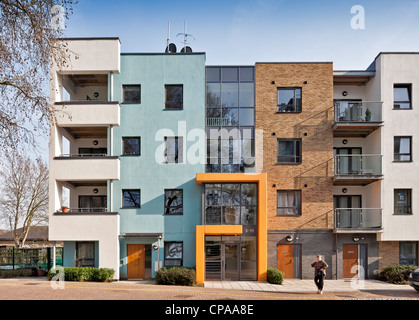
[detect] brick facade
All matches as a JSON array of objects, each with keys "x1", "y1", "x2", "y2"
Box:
[{"x1": 255, "y1": 63, "x2": 334, "y2": 231}]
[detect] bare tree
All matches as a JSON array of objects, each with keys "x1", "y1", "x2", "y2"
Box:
[
  {"x1": 0, "y1": 0, "x2": 77, "y2": 152},
  {"x1": 0, "y1": 153, "x2": 48, "y2": 247}
]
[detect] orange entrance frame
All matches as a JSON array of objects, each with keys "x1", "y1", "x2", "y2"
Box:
[{"x1": 195, "y1": 173, "x2": 267, "y2": 285}]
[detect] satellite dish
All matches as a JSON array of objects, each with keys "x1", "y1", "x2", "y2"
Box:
[
  {"x1": 180, "y1": 46, "x2": 193, "y2": 53},
  {"x1": 165, "y1": 43, "x2": 177, "y2": 53}
]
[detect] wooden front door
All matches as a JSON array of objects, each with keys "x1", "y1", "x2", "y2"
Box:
[
  {"x1": 127, "y1": 244, "x2": 145, "y2": 279},
  {"x1": 277, "y1": 244, "x2": 293, "y2": 279},
  {"x1": 343, "y1": 244, "x2": 358, "y2": 279}
]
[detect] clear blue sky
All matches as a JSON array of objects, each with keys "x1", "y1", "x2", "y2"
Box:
[{"x1": 63, "y1": 0, "x2": 419, "y2": 69}]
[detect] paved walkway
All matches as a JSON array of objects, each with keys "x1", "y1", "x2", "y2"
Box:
[{"x1": 204, "y1": 279, "x2": 414, "y2": 293}]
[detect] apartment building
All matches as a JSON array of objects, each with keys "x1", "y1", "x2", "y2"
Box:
[{"x1": 48, "y1": 37, "x2": 418, "y2": 282}]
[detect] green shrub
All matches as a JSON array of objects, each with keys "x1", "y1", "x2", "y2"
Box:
[
  {"x1": 0, "y1": 268, "x2": 33, "y2": 278},
  {"x1": 155, "y1": 267, "x2": 196, "y2": 286},
  {"x1": 47, "y1": 267, "x2": 115, "y2": 282},
  {"x1": 267, "y1": 268, "x2": 284, "y2": 285},
  {"x1": 379, "y1": 265, "x2": 417, "y2": 284}
]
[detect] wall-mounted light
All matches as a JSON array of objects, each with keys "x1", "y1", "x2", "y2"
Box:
[
  {"x1": 93, "y1": 140, "x2": 99, "y2": 145},
  {"x1": 93, "y1": 188, "x2": 99, "y2": 194},
  {"x1": 304, "y1": 132, "x2": 308, "y2": 136},
  {"x1": 286, "y1": 235, "x2": 293, "y2": 242},
  {"x1": 272, "y1": 132, "x2": 276, "y2": 136},
  {"x1": 342, "y1": 91, "x2": 348, "y2": 96},
  {"x1": 153, "y1": 244, "x2": 159, "y2": 250},
  {"x1": 353, "y1": 236, "x2": 360, "y2": 242},
  {"x1": 303, "y1": 81, "x2": 308, "y2": 84},
  {"x1": 342, "y1": 139, "x2": 348, "y2": 145},
  {"x1": 304, "y1": 184, "x2": 308, "y2": 188},
  {"x1": 342, "y1": 188, "x2": 348, "y2": 193},
  {"x1": 272, "y1": 184, "x2": 276, "y2": 188},
  {"x1": 271, "y1": 81, "x2": 276, "y2": 84}
]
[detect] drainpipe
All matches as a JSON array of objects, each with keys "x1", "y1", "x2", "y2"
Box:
[{"x1": 335, "y1": 233, "x2": 339, "y2": 280}]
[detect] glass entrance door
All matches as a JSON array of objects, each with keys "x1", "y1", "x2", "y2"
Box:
[{"x1": 222, "y1": 242, "x2": 240, "y2": 280}]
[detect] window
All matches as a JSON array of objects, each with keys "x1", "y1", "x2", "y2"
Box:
[
  {"x1": 400, "y1": 242, "x2": 417, "y2": 265},
  {"x1": 394, "y1": 136, "x2": 411, "y2": 161},
  {"x1": 277, "y1": 139, "x2": 302, "y2": 164},
  {"x1": 277, "y1": 88, "x2": 302, "y2": 112},
  {"x1": 122, "y1": 189, "x2": 141, "y2": 208},
  {"x1": 122, "y1": 85, "x2": 141, "y2": 104},
  {"x1": 394, "y1": 189, "x2": 412, "y2": 215},
  {"x1": 165, "y1": 85, "x2": 183, "y2": 109},
  {"x1": 164, "y1": 136, "x2": 183, "y2": 163},
  {"x1": 76, "y1": 242, "x2": 95, "y2": 267},
  {"x1": 164, "y1": 242, "x2": 183, "y2": 267},
  {"x1": 394, "y1": 84, "x2": 412, "y2": 109},
  {"x1": 204, "y1": 183, "x2": 257, "y2": 225},
  {"x1": 277, "y1": 190, "x2": 301, "y2": 215},
  {"x1": 79, "y1": 196, "x2": 107, "y2": 213},
  {"x1": 164, "y1": 189, "x2": 183, "y2": 215},
  {"x1": 122, "y1": 137, "x2": 141, "y2": 156}
]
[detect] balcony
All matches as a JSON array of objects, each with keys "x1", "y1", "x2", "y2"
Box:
[
  {"x1": 333, "y1": 208, "x2": 383, "y2": 232},
  {"x1": 333, "y1": 154, "x2": 383, "y2": 185},
  {"x1": 52, "y1": 156, "x2": 120, "y2": 181},
  {"x1": 54, "y1": 101, "x2": 120, "y2": 127},
  {"x1": 333, "y1": 101, "x2": 383, "y2": 137}
]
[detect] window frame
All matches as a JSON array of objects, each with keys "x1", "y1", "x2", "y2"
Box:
[
  {"x1": 164, "y1": 241, "x2": 183, "y2": 267},
  {"x1": 122, "y1": 137, "x2": 141, "y2": 156},
  {"x1": 122, "y1": 84, "x2": 141, "y2": 104},
  {"x1": 276, "y1": 190, "x2": 302, "y2": 216},
  {"x1": 277, "y1": 138, "x2": 302, "y2": 164},
  {"x1": 393, "y1": 84, "x2": 412, "y2": 110},
  {"x1": 122, "y1": 189, "x2": 141, "y2": 208},
  {"x1": 277, "y1": 87, "x2": 302, "y2": 113},
  {"x1": 164, "y1": 136, "x2": 183, "y2": 163},
  {"x1": 394, "y1": 188, "x2": 412, "y2": 215},
  {"x1": 164, "y1": 189, "x2": 183, "y2": 215},
  {"x1": 394, "y1": 136, "x2": 412, "y2": 162},
  {"x1": 76, "y1": 241, "x2": 95, "y2": 267},
  {"x1": 399, "y1": 242, "x2": 418, "y2": 266},
  {"x1": 165, "y1": 84, "x2": 184, "y2": 110}
]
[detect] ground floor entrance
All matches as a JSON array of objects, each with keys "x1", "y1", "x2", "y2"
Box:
[
  {"x1": 205, "y1": 235, "x2": 257, "y2": 281},
  {"x1": 126, "y1": 244, "x2": 152, "y2": 280}
]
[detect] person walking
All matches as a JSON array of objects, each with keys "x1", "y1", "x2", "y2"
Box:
[{"x1": 311, "y1": 255, "x2": 328, "y2": 294}]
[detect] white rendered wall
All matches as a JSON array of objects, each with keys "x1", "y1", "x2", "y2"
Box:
[{"x1": 378, "y1": 54, "x2": 419, "y2": 241}]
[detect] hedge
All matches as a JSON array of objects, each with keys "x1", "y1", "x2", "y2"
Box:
[
  {"x1": 155, "y1": 267, "x2": 196, "y2": 286},
  {"x1": 0, "y1": 268, "x2": 33, "y2": 278},
  {"x1": 379, "y1": 265, "x2": 417, "y2": 284},
  {"x1": 267, "y1": 268, "x2": 284, "y2": 285},
  {"x1": 47, "y1": 267, "x2": 115, "y2": 282}
]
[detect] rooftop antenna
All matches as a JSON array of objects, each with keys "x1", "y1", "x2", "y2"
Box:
[
  {"x1": 165, "y1": 21, "x2": 177, "y2": 53},
  {"x1": 177, "y1": 21, "x2": 195, "y2": 53}
]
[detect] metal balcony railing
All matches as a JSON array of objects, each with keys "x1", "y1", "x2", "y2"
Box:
[
  {"x1": 334, "y1": 101, "x2": 382, "y2": 122},
  {"x1": 206, "y1": 117, "x2": 232, "y2": 126},
  {"x1": 334, "y1": 208, "x2": 382, "y2": 229},
  {"x1": 59, "y1": 208, "x2": 108, "y2": 214},
  {"x1": 59, "y1": 153, "x2": 109, "y2": 158},
  {"x1": 334, "y1": 154, "x2": 382, "y2": 176}
]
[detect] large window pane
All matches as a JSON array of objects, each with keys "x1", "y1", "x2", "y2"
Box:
[
  {"x1": 76, "y1": 242, "x2": 95, "y2": 267},
  {"x1": 207, "y1": 83, "x2": 221, "y2": 107},
  {"x1": 239, "y1": 83, "x2": 254, "y2": 107},
  {"x1": 205, "y1": 206, "x2": 221, "y2": 225},
  {"x1": 221, "y1": 83, "x2": 239, "y2": 107},
  {"x1": 239, "y1": 108, "x2": 254, "y2": 126},
  {"x1": 241, "y1": 184, "x2": 257, "y2": 205},
  {"x1": 277, "y1": 88, "x2": 302, "y2": 112},
  {"x1": 222, "y1": 206, "x2": 240, "y2": 224},
  {"x1": 165, "y1": 136, "x2": 183, "y2": 163},
  {"x1": 206, "y1": 67, "x2": 220, "y2": 82},
  {"x1": 239, "y1": 67, "x2": 254, "y2": 82},
  {"x1": 222, "y1": 184, "x2": 241, "y2": 205},
  {"x1": 222, "y1": 108, "x2": 239, "y2": 125},
  {"x1": 221, "y1": 67, "x2": 238, "y2": 82},
  {"x1": 164, "y1": 242, "x2": 183, "y2": 267}
]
